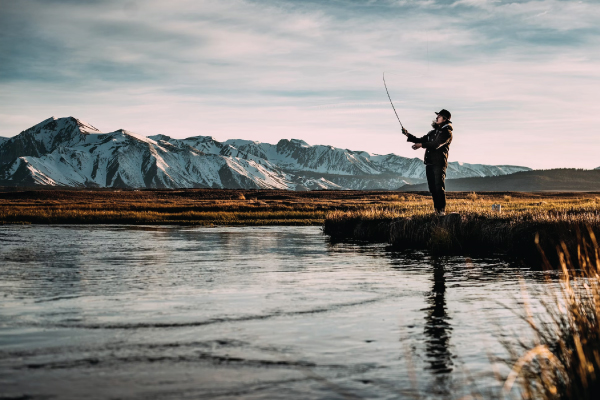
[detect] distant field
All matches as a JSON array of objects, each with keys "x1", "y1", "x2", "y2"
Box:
[
  {"x1": 0, "y1": 188, "x2": 406, "y2": 225},
  {"x1": 1, "y1": 188, "x2": 599, "y2": 227}
]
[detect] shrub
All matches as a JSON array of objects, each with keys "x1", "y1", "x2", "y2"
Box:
[
  {"x1": 467, "y1": 192, "x2": 478, "y2": 201},
  {"x1": 504, "y1": 195, "x2": 512, "y2": 202}
]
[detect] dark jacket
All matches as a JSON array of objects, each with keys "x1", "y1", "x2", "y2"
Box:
[{"x1": 406, "y1": 122, "x2": 453, "y2": 167}]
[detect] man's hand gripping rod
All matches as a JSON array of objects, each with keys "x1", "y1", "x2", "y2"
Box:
[{"x1": 383, "y1": 73, "x2": 408, "y2": 136}]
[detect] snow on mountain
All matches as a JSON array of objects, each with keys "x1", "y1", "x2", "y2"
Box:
[
  {"x1": 0, "y1": 117, "x2": 532, "y2": 189},
  {"x1": 0, "y1": 137, "x2": 8, "y2": 146},
  {"x1": 156, "y1": 135, "x2": 531, "y2": 181},
  {"x1": 1, "y1": 129, "x2": 292, "y2": 189},
  {"x1": 0, "y1": 117, "x2": 100, "y2": 166},
  {"x1": 446, "y1": 162, "x2": 530, "y2": 179}
]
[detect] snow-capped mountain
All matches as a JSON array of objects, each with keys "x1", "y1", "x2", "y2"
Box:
[
  {"x1": 0, "y1": 137, "x2": 8, "y2": 146},
  {"x1": 0, "y1": 117, "x2": 531, "y2": 189},
  {"x1": 152, "y1": 134, "x2": 529, "y2": 180}
]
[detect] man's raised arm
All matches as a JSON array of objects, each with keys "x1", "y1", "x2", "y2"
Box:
[{"x1": 403, "y1": 127, "x2": 427, "y2": 144}]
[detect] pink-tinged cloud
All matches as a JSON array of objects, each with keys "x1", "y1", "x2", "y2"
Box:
[{"x1": 0, "y1": 0, "x2": 599, "y2": 169}]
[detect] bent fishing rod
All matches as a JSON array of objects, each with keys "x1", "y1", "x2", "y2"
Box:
[{"x1": 383, "y1": 72, "x2": 407, "y2": 135}]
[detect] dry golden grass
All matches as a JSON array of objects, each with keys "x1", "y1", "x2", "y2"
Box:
[
  {"x1": 324, "y1": 192, "x2": 600, "y2": 263},
  {"x1": 0, "y1": 188, "x2": 417, "y2": 226},
  {"x1": 467, "y1": 191, "x2": 479, "y2": 201},
  {"x1": 326, "y1": 194, "x2": 600, "y2": 223},
  {"x1": 2, "y1": 189, "x2": 599, "y2": 233},
  {"x1": 497, "y1": 229, "x2": 600, "y2": 399}
]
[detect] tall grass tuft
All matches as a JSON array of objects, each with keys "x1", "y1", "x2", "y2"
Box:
[
  {"x1": 379, "y1": 194, "x2": 403, "y2": 201},
  {"x1": 467, "y1": 192, "x2": 479, "y2": 201},
  {"x1": 501, "y1": 227, "x2": 600, "y2": 399}
]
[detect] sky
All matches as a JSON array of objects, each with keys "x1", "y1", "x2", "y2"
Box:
[{"x1": 0, "y1": 0, "x2": 598, "y2": 169}]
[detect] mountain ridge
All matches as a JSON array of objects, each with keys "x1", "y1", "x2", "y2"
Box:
[
  {"x1": 0, "y1": 116, "x2": 532, "y2": 190},
  {"x1": 400, "y1": 169, "x2": 600, "y2": 192}
]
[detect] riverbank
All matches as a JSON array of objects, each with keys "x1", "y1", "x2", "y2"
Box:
[
  {"x1": 2, "y1": 190, "x2": 599, "y2": 262},
  {"x1": 0, "y1": 188, "x2": 404, "y2": 225},
  {"x1": 324, "y1": 192, "x2": 600, "y2": 265}
]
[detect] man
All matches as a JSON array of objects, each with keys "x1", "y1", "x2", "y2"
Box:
[{"x1": 402, "y1": 109, "x2": 453, "y2": 216}]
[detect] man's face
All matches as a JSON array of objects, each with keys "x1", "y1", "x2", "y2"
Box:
[{"x1": 435, "y1": 115, "x2": 445, "y2": 124}]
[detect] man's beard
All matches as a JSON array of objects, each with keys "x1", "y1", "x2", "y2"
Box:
[{"x1": 431, "y1": 119, "x2": 438, "y2": 128}]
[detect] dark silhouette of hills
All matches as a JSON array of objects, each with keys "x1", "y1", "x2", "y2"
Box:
[{"x1": 400, "y1": 169, "x2": 600, "y2": 192}]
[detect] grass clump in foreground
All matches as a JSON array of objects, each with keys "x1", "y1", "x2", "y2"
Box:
[
  {"x1": 498, "y1": 229, "x2": 600, "y2": 400},
  {"x1": 324, "y1": 193, "x2": 600, "y2": 263}
]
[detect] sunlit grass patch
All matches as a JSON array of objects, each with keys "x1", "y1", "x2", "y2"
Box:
[
  {"x1": 2, "y1": 190, "x2": 599, "y2": 231},
  {"x1": 324, "y1": 194, "x2": 600, "y2": 262},
  {"x1": 0, "y1": 188, "x2": 385, "y2": 226}
]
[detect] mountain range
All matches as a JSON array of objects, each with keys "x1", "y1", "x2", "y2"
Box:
[{"x1": 0, "y1": 116, "x2": 532, "y2": 190}]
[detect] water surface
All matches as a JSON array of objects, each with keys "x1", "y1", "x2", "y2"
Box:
[{"x1": 0, "y1": 226, "x2": 550, "y2": 399}]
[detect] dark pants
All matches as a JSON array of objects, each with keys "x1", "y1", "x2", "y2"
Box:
[{"x1": 426, "y1": 164, "x2": 446, "y2": 212}]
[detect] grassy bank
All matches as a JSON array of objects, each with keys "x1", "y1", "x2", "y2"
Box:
[
  {"x1": 324, "y1": 192, "x2": 600, "y2": 264},
  {"x1": 0, "y1": 188, "x2": 409, "y2": 226}
]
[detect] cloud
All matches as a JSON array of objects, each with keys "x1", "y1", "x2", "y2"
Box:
[{"x1": 0, "y1": 0, "x2": 599, "y2": 168}]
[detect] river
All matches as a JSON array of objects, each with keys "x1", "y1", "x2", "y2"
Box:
[{"x1": 0, "y1": 226, "x2": 553, "y2": 399}]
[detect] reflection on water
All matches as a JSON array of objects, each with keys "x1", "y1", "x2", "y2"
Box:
[
  {"x1": 0, "y1": 226, "x2": 550, "y2": 399},
  {"x1": 425, "y1": 260, "x2": 452, "y2": 374},
  {"x1": 424, "y1": 260, "x2": 453, "y2": 396}
]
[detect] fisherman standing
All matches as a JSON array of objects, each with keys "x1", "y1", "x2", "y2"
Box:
[{"x1": 402, "y1": 109, "x2": 453, "y2": 216}]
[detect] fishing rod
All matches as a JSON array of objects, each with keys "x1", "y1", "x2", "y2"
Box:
[{"x1": 383, "y1": 72, "x2": 406, "y2": 135}]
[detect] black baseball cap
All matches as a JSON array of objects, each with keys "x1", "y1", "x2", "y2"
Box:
[{"x1": 435, "y1": 109, "x2": 451, "y2": 120}]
